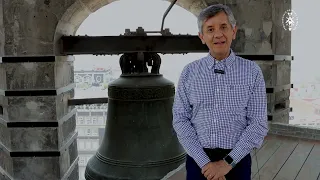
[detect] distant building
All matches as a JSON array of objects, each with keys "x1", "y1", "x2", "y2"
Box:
[
  {"x1": 74, "y1": 68, "x2": 114, "y2": 180},
  {"x1": 290, "y1": 83, "x2": 320, "y2": 99},
  {"x1": 76, "y1": 104, "x2": 107, "y2": 180},
  {"x1": 289, "y1": 83, "x2": 320, "y2": 128},
  {"x1": 75, "y1": 68, "x2": 117, "y2": 90},
  {"x1": 289, "y1": 98, "x2": 320, "y2": 128}
]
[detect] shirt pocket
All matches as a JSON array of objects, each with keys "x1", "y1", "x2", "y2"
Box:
[
  {"x1": 189, "y1": 77, "x2": 215, "y2": 106},
  {"x1": 224, "y1": 84, "x2": 250, "y2": 112}
]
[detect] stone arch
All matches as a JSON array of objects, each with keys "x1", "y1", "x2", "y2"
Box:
[
  {"x1": 51, "y1": 1, "x2": 206, "y2": 179},
  {"x1": 0, "y1": 1, "x2": 294, "y2": 179},
  {"x1": 53, "y1": 0, "x2": 206, "y2": 54}
]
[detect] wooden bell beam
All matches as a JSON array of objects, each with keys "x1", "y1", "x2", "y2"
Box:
[{"x1": 59, "y1": 35, "x2": 208, "y2": 55}]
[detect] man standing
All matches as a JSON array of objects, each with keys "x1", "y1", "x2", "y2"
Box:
[{"x1": 172, "y1": 4, "x2": 268, "y2": 180}]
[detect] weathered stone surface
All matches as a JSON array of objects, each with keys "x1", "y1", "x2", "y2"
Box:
[
  {"x1": 185, "y1": 0, "x2": 207, "y2": 16},
  {"x1": 0, "y1": 137, "x2": 78, "y2": 180},
  {"x1": 272, "y1": 0, "x2": 291, "y2": 55},
  {"x1": 0, "y1": 89, "x2": 74, "y2": 122},
  {"x1": 0, "y1": 172, "x2": 12, "y2": 180},
  {"x1": 10, "y1": 127, "x2": 59, "y2": 151},
  {"x1": 55, "y1": 56, "x2": 75, "y2": 89},
  {"x1": 3, "y1": 96, "x2": 56, "y2": 121},
  {"x1": 2, "y1": 0, "x2": 77, "y2": 56},
  {"x1": 256, "y1": 60, "x2": 291, "y2": 87},
  {"x1": 0, "y1": 114, "x2": 75, "y2": 152},
  {"x1": 79, "y1": 0, "x2": 105, "y2": 12},
  {"x1": 100, "y1": 0, "x2": 118, "y2": 8},
  {"x1": 0, "y1": 65, "x2": 6, "y2": 90},
  {"x1": 58, "y1": 0, "x2": 90, "y2": 29},
  {"x1": 267, "y1": 89, "x2": 291, "y2": 115},
  {"x1": 59, "y1": 138, "x2": 78, "y2": 176},
  {"x1": 0, "y1": 123, "x2": 11, "y2": 149},
  {"x1": 13, "y1": 157, "x2": 60, "y2": 180},
  {"x1": 270, "y1": 108, "x2": 290, "y2": 124},
  {"x1": 269, "y1": 123, "x2": 320, "y2": 141},
  {"x1": 0, "y1": 147, "x2": 13, "y2": 177},
  {"x1": 56, "y1": 89, "x2": 75, "y2": 121},
  {"x1": 1, "y1": 62, "x2": 55, "y2": 90},
  {"x1": 0, "y1": 58, "x2": 74, "y2": 90},
  {"x1": 38, "y1": 0, "x2": 76, "y2": 21},
  {"x1": 59, "y1": 114, "x2": 77, "y2": 145},
  {"x1": 3, "y1": 0, "x2": 58, "y2": 43},
  {"x1": 0, "y1": 56, "x2": 76, "y2": 179},
  {"x1": 267, "y1": 89, "x2": 290, "y2": 104},
  {"x1": 267, "y1": 99, "x2": 290, "y2": 114},
  {"x1": 0, "y1": 104, "x2": 3, "y2": 115},
  {"x1": 4, "y1": 38, "x2": 54, "y2": 56},
  {"x1": 0, "y1": 0, "x2": 4, "y2": 57},
  {"x1": 9, "y1": 115, "x2": 75, "y2": 151},
  {"x1": 4, "y1": 95, "x2": 56, "y2": 122},
  {"x1": 66, "y1": 163, "x2": 79, "y2": 180}
]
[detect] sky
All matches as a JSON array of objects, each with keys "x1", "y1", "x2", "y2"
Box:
[
  {"x1": 290, "y1": 0, "x2": 320, "y2": 83},
  {"x1": 75, "y1": 0, "x2": 205, "y2": 85},
  {"x1": 75, "y1": 0, "x2": 320, "y2": 85}
]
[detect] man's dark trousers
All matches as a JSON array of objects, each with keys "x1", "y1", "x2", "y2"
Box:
[{"x1": 185, "y1": 148, "x2": 252, "y2": 180}]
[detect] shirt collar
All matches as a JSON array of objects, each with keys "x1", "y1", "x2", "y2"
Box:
[{"x1": 204, "y1": 49, "x2": 236, "y2": 69}]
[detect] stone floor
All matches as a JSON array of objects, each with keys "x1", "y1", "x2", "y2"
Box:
[{"x1": 165, "y1": 134, "x2": 320, "y2": 180}]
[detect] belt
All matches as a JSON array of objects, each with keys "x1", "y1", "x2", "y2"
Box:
[{"x1": 203, "y1": 148, "x2": 232, "y2": 162}]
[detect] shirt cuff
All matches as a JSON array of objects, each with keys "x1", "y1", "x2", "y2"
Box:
[
  {"x1": 227, "y1": 147, "x2": 250, "y2": 165},
  {"x1": 193, "y1": 150, "x2": 211, "y2": 169}
]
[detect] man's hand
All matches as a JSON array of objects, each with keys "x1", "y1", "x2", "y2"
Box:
[{"x1": 201, "y1": 160, "x2": 232, "y2": 180}]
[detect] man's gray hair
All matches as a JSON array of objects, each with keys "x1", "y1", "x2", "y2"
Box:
[{"x1": 197, "y1": 4, "x2": 236, "y2": 33}]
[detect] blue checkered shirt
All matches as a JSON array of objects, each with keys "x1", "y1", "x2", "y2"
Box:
[{"x1": 172, "y1": 50, "x2": 268, "y2": 168}]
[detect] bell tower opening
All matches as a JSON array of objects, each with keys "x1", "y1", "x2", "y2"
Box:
[{"x1": 72, "y1": 0, "x2": 207, "y2": 179}]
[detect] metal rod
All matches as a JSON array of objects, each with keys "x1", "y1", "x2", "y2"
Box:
[
  {"x1": 160, "y1": 0, "x2": 177, "y2": 32},
  {"x1": 68, "y1": 98, "x2": 108, "y2": 106}
]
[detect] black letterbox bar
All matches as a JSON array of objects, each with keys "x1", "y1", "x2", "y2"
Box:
[{"x1": 68, "y1": 98, "x2": 108, "y2": 106}]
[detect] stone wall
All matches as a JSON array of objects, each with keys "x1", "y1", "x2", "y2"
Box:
[
  {"x1": 257, "y1": 60, "x2": 292, "y2": 124},
  {"x1": 0, "y1": 56, "x2": 78, "y2": 180},
  {"x1": 269, "y1": 123, "x2": 320, "y2": 141}
]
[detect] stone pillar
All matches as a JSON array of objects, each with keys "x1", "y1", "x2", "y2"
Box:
[
  {"x1": 0, "y1": 0, "x2": 4, "y2": 56},
  {"x1": 256, "y1": 59, "x2": 291, "y2": 124},
  {"x1": 0, "y1": 56, "x2": 79, "y2": 180},
  {"x1": 206, "y1": 0, "x2": 292, "y2": 124},
  {"x1": 0, "y1": 0, "x2": 80, "y2": 179}
]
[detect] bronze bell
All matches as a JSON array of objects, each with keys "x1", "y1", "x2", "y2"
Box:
[{"x1": 85, "y1": 52, "x2": 186, "y2": 180}]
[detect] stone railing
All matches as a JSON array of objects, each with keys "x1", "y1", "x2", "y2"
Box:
[{"x1": 268, "y1": 122, "x2": 320, "y2": 141}]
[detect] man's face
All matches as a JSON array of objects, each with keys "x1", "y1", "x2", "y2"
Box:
[{"x1": 198, "y1": 11, "x2": 237, "y2": 58}]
